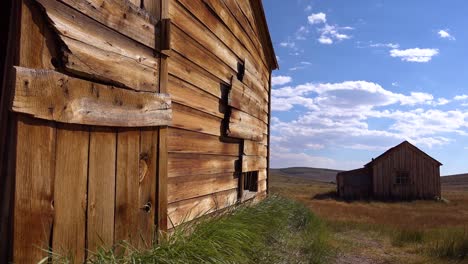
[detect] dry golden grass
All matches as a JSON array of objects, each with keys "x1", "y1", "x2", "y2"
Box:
[
  {"x1": 270, "y1": 173, "x2": 468, "y2": 231},
  {"x1": 270, "y1": 172, "x2": 468, "y2": 263}
]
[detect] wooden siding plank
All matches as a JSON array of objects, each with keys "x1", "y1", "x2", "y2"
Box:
[
  {"x1": 87, "y1": 127, "x2": 116, "y2": 253},
  {"x1": 169, "y1": 75, "x2": 225, "y2": 119},
  {"x1": 13, "y1": 1, "x2": 57, "y2": 262},
  {"x1": 229, "y1": 78, "x2": 268, "y2": 123},
  {"x1": 115, "y1": 130, "x2": 141, "y2": 246},
  {"x1": 168, "y1": 153, "x2": 239, "y2": 178},
  {"x1": 12, "y1": 67, "x2": 172, "y2": 127},
  {"x1": 36, "y1": 0, "x2": 159, "y2": 92},
  {"x1": 202, "y1": 0, "x2": 268, "y2": 70},
  {"x1": 52, "y1": 124, "x2": 89, "y2": 263},
  {"x1": 171, "y1": 103, "x2": 222, "y2": 137},
  {"x1": 157, "y1": 0, "x2": 169, "y2": 232},
  {"x1": 59, "y1": 0, "x2": 158, "y2": 49},
  {"x1": 169, "y1": 1, "x2": 239, "y2": 74},
  {"x1": 242, "y1": 155, "x2": 266, "y2": 172},
  {"x1": 168, "y1": 128, "x2": 240, "y2": 156},
  {"x1": 169, "y1": 52, "x2": 224, "y2": 99},
  {"x1": 138, "y1": 129, "x2": 158, "y2": 248},
  {"x1": 177, "y1": 0, "x2": 269, "y2": 85},
  {"x1": 167, "y1": 189, "x2": 238, "y2": 227},
  {"x1": 243, "y1": 140, "x2": 267, "y2": 157},
  {"x1": 227, "y1": 109, "x2": 266, "y2": 141},
  {"x1": 171, "y1": 26, "x2": 234, "y2": 84},
  {"x1": 13, "y1": 116, "x2": 56, "y2": 263},
  {"x1": 168, "y1": 173, "x2": 238, "y2": 203},
  {"x1": 142, "y1": 0, "x2": 160, "y2": 17}
]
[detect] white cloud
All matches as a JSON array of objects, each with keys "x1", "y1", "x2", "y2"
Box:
[
  {"x1": 308, "y1": 12, "x2": 326, "y2": 24},
  {"x1": 270, "y1": 80, "x2": 465, "y2": 163},
  {"x1": 390, "y1": 48, "x2": 439, "y2": 63},
  {"x1": 305, "y1": 5, "x2": 312, "y2": 12},
  {"x1": 391, "y1": 82, "x2": 399, "y2": 87},
  {"x1": 279, "y1": 41, "x2": 296, "y2": 49},
  {"x1": 318, "y1": 36, "x2": 333, "y2": 44},
  {"x1": 370, "y1": 42, "x2": 400, "y2": 49},
  {"x1": 438, "y1": 29, "x2": 455, "y2": 40},
  {"x1": 316, "y1": 24, "x2": 353, "y2": 45},
  {"x1": 271, "y1": 75, "x2": 292, "y2": 87},
  {"x1": 306, "y1": 143, "x2": 325, "y2": 150},
  {"x1": 454, "y1": 95, "x2": 468, "y2": 100}
]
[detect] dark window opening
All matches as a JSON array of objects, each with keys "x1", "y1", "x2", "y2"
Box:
[
  {"x1": 242, "y1": 171, "x2": 258, "y2": 192},
  {"x1": 237, "y1": 61, "x2": 245, "y2": 81},
  {"x1": 395, "y1": 171, "x2": 410, "y2": 185}
]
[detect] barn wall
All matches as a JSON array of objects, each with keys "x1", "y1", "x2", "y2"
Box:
[
  {"x1": 4, "y1": 1, "x2": 164, "y2": 263},
  {"x1": 372, "y1": 143, "x2": 441, "y2": 200},
  {"x1": 166, "y1": 0, "x2": 270, "y2": 227},
  {"x1": 337, "y1": 168, "x2": 372, "y2": 199}
]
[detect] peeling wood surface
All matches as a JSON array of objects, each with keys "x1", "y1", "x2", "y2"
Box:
[
  {"x1": 58, "y1": 0, "x2": 158, "y2": 49},
  {"x1": 227, "y1": 109, "x2": 265, "y2": 141},
  {"x1": 37, "y1": 0, "x2": 159, "y2": 91},
  {"x1": 12, "y1": 67, "x2": 172, "y2": 127}
]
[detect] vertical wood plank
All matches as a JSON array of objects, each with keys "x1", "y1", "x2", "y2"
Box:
[
  {"x1": 87, "y1": 128, "x2": 116, "y2": 253},
  {"x1": 158, "y1": 0, "x2": 169, "y2": 232},
  {"x1": 138, "y1": 129, "x2": 158, "y2": 248},
  {"x1": 52, "y1": 124, "x2": 89, "y2": 263},
  {"x1": 143, "y1": 0, "x2": 160, "y2": 17},
  {"x1": 13, "y1": 0, "x2": 59, "y2": 262},
  {"x1": 13, "y1": 116, "x2": 56, "y2": 263},
  {"x1": 115, "y1": 130, "x2": 140, "y2": 246}
]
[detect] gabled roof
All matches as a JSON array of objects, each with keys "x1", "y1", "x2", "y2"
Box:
[
  {"x1": 250, "y1": 0, "x2": 279, "y2": 70},
  {"x1": 365, "y1": 141, "x2": 443, "y2": 167}
]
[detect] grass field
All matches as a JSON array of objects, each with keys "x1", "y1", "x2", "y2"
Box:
[{"x1": 270, "y1": 170, "x2": 468, "y2": 263}]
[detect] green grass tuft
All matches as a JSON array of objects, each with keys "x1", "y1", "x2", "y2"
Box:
[
  {"x1": 56, "y1": 195, "x2": 330, "y2": 263},
  {"x1": 392, "y1": 229, "x2": 424, "y2": 247},
  {"x1": 426, "y1": 228, "x2": 468, "y2": 260}
]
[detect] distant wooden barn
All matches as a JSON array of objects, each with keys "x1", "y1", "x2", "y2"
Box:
[
  {"x1": 337, "y1": 141, "x2": 442, "y2": 200},
  {"x1": 0, "y1": 0, "x2": 277, "y2": 262}
]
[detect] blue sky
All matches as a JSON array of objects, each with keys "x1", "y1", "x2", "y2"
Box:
[{"x1": 263, "y1": 0, "x2": 468, "y2": 175}]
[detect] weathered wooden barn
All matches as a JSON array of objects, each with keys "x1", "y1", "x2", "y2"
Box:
[
  {"x1": 0, "y1": 0, "x2": 277, "y2": 262},
  {"x1": 337, "y1": 141, "x2": 442, "y2": 200}
]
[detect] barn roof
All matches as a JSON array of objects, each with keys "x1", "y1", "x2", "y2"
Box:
[
  {"x1": 250, "y1": 0, "x2": 279, "y2": 70},
  {"x1": 365, "y1": 141, "x2": 443, "y2": 167}
]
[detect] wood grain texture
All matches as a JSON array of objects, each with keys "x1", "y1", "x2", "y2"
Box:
[
  {"x1": 171, "y1": 103, "x2": 222, "y2": 137},
  {"x1": 229, "y1": 78, "x2": 268, "y2": 123},
  {"x1": 227, "y1": 109, "x2": 265, "y2": 141},
  {"x1": 243, "y1": 140, "x2": 267, "y2": 157},
  {"x1": 185, "y1": 0, "x2": 267, "y2": 81},
  {"x1": 37, "y1": 0, "x2": 159, "y2": 92},
  {"x1": 242, "y1": 155, "x2": 266, "y2": 172},
  {"x1": 13, "y1": 1, "x2": 57, "y2": 262},
  {"x1": 87, "y1": 127, "x2": 116, "y2": 252},
  {"x1": 168, "y1": 153, "x2": 239, "y2": 178},
  {"x1": 13, "y1": 116, "x2": 56, "y2": 264},
  {"x1": 168, "y1": 172, "x2": 238, "y2": 203},
  {"x1": 169, "y1": 75, "x2": 225, "y2": 119},
  {"x1": 169, "y1": 52, "x2": 224, "y2": 99},
  {"x1": 138, "y1": 129, "x2": 158, "y2": 248},
  {"x1": 167, "y1": 189, "x2": 238, "y2": 227},
  {"x1": 59, "y1": 0, "x2": 157, "y2": 49},
  {"x1": 115, "y1": 130, "x2": 140, "y2": 247},
  {"x1": 168, "y1": 128, "x2": 240, "y2": 156},
  {"x1": 12, "y1": 67, "x2": 172, "y2": 127},
  {"x1": 52, "y1": 124, "x2": 89, "y2": 263}
]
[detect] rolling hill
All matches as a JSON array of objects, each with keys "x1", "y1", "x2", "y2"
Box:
[{"x1": 270, "y1": 167, "x2": 343, "y2": 183}]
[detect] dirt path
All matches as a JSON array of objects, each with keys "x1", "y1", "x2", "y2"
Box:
[{"x1": 332, "y1": 230, "x2": 430, "y2": 264}]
